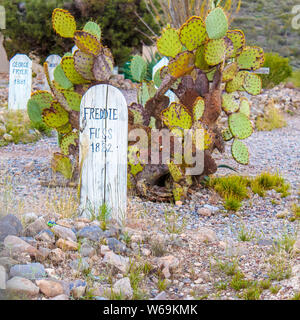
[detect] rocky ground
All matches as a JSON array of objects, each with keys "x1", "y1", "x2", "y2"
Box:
[{"x1": 0, "y1": 80, "x2": 299, "y2": 300}]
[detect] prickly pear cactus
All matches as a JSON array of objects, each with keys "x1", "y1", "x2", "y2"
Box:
[
  {"x1": 127, "y1": 4, "x2": 265, "y2": 202},
  {"x1": 27, "y1": 8, "x2": 115, "y2": 179}
]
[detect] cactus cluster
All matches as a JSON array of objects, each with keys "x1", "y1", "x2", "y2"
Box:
[
  {"x1": 27, "y1": 8, "x2": 114, "y2": 179},
  {"x1": 126, "y1": 5, "x2": 264, "y2": 201}
]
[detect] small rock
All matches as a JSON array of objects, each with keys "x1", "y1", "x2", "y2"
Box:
[
  {"x1": 35, "y1": 229, "x2": 55, "y2": 243},
  {"x1": 56, "y1": 219, "x2": 73, "y2": 228},
  {"x1": 52, "y1": 225, "x2": 77, "y2": 242},
  {"x1": 24, "y1": 162, "x2": 34, "y2": 172},
  {"x1": 175, "y1": 201, "x2": 183, "y2": 206},
  {"x1": 56, "y1": 238, "x2": 78, "y2": 251},
  {"x1": 293, "y1": 239, "x2": 300, "y2": 253},
  {"x1": 195, "y1": 227, "x2": 217, "y2": 242},
  {"x1": 6, "y1": 277, "x2": 39, "y2": 297},
  {"x1": 0, "y1": 257, "x2": 19, "y2": 270},
  {"x1": 79, "y1": 243, "x2": 96, "y2": 257},
  {"x1": 142, "y1": 248, "x2": 151, "y2": 256},
  {"x1": 49, "y1": 248, "x2": 65, "y2": 264},
  {"x1": 197, "y1": 207, "x2": 212, "y2": 217},
  {"x1": 100, "y1": 245, "x2": 111, "y2": 256},
  {"x1": 113, "y1": 277, "x2": 133, "y2": 299},
  {"x1": 203, "y1": 204, "x2": 219, "y2": 213},
  {"x1": 69, "y1": 258, "x2": 89, "y2": 272},
  {"x1": 0, "y1": 214, "x2": 23, "y2": 241},
  {"x1": 4, "y1": 235, "x2": 38, "y2": 256},
  {"x1": 36, "y1": 279, "x2": 64, "y2": 298},
  {"x1": 107, "y1": 238, "x2": 127, "y2": 254},
  {"x1": 103, "y1": 252, "x2": 129, "y2": 273},
  {"x1": 0, "y1": 265, "x2": 7, "y2": 289},
  {"x1": 25, "y1": 217, "x2": 47, "y2": 237},
  {"x1": 10, "y1": 263, "x2": 46, "y2": 280},
  {"x1": 276, "y1": 210, "x2": 288, "y2": 219},
  {"x1": 36, "y1": 247, "x2": 51, "y2": 262},
  {"x1": 22, "y1": 213, "x2": 38, "y2": 225},
  {"x1": 70, "y1": 280, "x2": 87, "y2": 299},
  {"x1": 77, "y1": 226, "x2": 104, "y2": 242},
  {"x1": 157, "y1": 255, "x2": 179, "y2": 279}
]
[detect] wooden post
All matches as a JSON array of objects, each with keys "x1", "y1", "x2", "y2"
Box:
[
  {"x1": 79, "y1": 84, "x2": 128, "y2": 224},
  {"x1": 8, "y1": 54, "x2": 32, "y2": 110}
]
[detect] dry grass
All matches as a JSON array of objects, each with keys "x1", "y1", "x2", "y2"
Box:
[{"x1": 256, "y1": 103, "x2": 287, "y2": 132}]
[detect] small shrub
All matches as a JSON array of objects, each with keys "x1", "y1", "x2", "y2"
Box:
[
  {"x1": 242, "y1": 286, "x2": 262, "y2": 300},
  {"x1": 269, "y1": 285, "x2": 281, "y2": 294},
  {"x1": 237, "y1": 224, "x2": 256, "y2": 242},
  {"x1": 291, "y1": 292, "x2": 300, "y2": 300},
  {"x1": 291, "y1": 204, "x2": 300, "y2": 220},
  {"x1": 151, "y1": 240, "x2": 167, "y2": 257},
  {"x1": 157, "y1": 279, "x2": 167, "y2": 292},
  {"x1": 224, "y1": 194, "x2": 242, "y2": 212},
  {"x1": 261, "y1": 53, "x2": 292, "y2": 89},
  {"x1": 259, "y1": 279, "x2": 271, "y2": 290},
  {"x1": 256, "y1": 104, "x2": 286, "y2": 132},
  {"x1": 230, "y1": 272, "x2": 253, "y2": 291}
]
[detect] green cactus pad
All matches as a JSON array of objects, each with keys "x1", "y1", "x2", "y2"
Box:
[
  {"x1": 60, "y1": 131, "x2": 78, "y2": 155},
  {"x1": 222, "y1": 128, "x2": 233, "y2": 141},
  {"x1": 74, "y1": 31, "x2": 102, "y2": 56},
  {"x1": 239, "y1": 97, "x2": 251, "y2": 117},
  {"x1": 31, "y1": 91, "x2": 54, "y2": 110},
  {"x1": 228, "y1": 112, "x2": 253, "y2": 140},
  {"x1": 138, "y1": 81, "x2": 156, "y2": 107},
  {"x1": 57, "y1": 123, "x2": 72, "y2": 134},
  {"x1": 51, "y1": 153, "x2": 73, "y2": 179},
  {"x1": 168, "y1": 162, "x2": 184, "y2": 182},
  {"x1": 226, "y1": 30, "x2": 245, "y2": 57},
  {"x1": 52, "y1": 8, "x2": 76, "y2": 38},
  {"x1": 157, "y1": 27, "x2": 182, "y2": 58},
  {"x1": 161, "y1": 102, "x2": 192, "y2": 130},
  {"x1": 179, "y1": 16, "x2": 207, "y2": 51},
  {"x1": 73, "y1": 50, "x2": 95, "y2": 80},
  {"x1": 61, "y1": 56, "x2": 90, "y2": 85},
  {"x1": 172, "y1": 183, "x2": 185, "y2": 201},
  {"x1": 243, "y1": 73, "x2": 262, "y2": 95},
  {"x1": 192, "y1": 97, "x2": 205, "y2": 121},
  {"x1": 222, "y1": 93, "x2": 239, "y2": 113},
  {"x1": 153, "y1": 68, "x2": 162, "y2": 88},
  {"x1": 130, "y1": 55, "x2": 147, "y2": 82},
  {"x1": 205, "y1": 7, "x2": 228, "y2": 40},
  {"x1": 237, "y1": 46, "x2": 264, "y2": 71},
  {"x1": 53, "y1": 64, "x2": 74, "y2": 89},
  {"x1": 195, "y1": 45, "x2": 210, "y2": 70},
  {"x1": 42, "y1": 101, "x2": 69, "y2": 128},
  {"x1": 222, "y1": 62, "x2": 238, "y2": 82},
  {"x1": 225, "y1": 71, "x2": 248, "y2": 93},
  {"x1": 27, "y1": 91, "x2": 54, "y2": 123},
  {"x1": 83, "y1": 21, "x2": 101, "y2": 41},
  {"x1": 205, "y1": 39, "x2": 226, "y2": 66},
  {"x1": 61, "y1": 90, "x2": 82, "y2": 111},
  {"x1": 93, "y1": 53, "x2": 114, "y2": 82},
  {"x1": 231, "y1": 139, "x2": 249, "y2": 165},
  {"x1": 168, "y1": 51, "x2": 195, "y2": 78},
  {"x1": 206, "y1": 68, "x2": 216, "y2": 81}
]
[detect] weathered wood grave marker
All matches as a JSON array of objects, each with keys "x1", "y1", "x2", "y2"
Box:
[
  {"x1": 46, "y1": 54, "x2": 61, "y2": 82},
  {"x1": 8, "y1": 54, "x2": 32, "y2": 110},
  {"x1": 152, "y1": 57, "x2": 176, "y2": 103},
  {"x1": 79, "y1": 84, "x2": 128, "y2": 223}
]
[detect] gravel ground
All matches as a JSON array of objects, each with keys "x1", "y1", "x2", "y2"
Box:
[{"x1": 0, "y1": 112, "x2": 299, "y2": 300}]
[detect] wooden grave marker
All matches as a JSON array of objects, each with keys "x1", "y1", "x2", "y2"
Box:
[
  {"x1": 8, "y1": 54, "x2": 32, "y2": 110},
  {"x1": 79, "y1": 84, "x2": 128, "y2": 223},
  {"x1": 46, "y1": 54, "x2": 61, "y2": 82}
]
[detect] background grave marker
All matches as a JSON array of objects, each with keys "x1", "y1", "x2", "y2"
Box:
[
  {"x1": 46, "y1": 54, "x2": 61, "y2": 82},
  {"x1": 8, "y1": 54, "x2": 32, "y2": 110},
  {"x1": 152, "y1": 57, "x2": 177, "y2": 103},
  {"x1": 79, "y1": 84, "x2": 128, "y2": 223}
]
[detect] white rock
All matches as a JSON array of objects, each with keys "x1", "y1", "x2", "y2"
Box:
[
  {"x1": 195, "y1": 227, "x2": 217, "y2": 242},
  {"x1": 113, "y1": 277, "x2": 133, "y2": 299},
  {"x1": 103, "y1": 251, "x2": 129, "y2": 273},
  {"x1": 4, "y1": 235, "x2": 37, "y2": 256},
  {"x1": 51, "y1": 294, "x2": 69, "y2": 300},
  {"x1": 22, "y1": 213, "x2": 38, "y2": 225},
  {"x1": 52, "y1": 225, "x2": 77, "y2": 242},
  {"x1": 6, "y1": 276, "x2": 39, "y2": 297}
]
